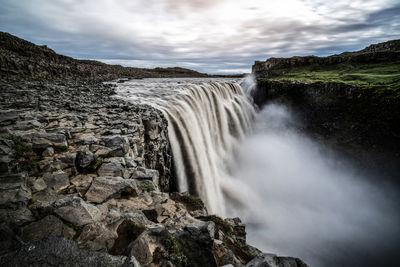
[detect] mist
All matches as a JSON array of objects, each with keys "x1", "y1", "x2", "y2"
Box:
[{"x1": 225, "y1": 103, "x2": 400, "y2": 267}]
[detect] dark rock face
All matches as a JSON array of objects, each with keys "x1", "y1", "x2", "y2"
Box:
[
  {"x1": 253, "y1": 80, "x2": 400, "y2": 183},
  {"x1": 0, "y1": 236, "x2": 140, "y2": 267}
]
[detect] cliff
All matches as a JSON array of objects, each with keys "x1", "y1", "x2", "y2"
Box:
[
  {"x1": 251, "y1": 40, "x2": 400, "y2": 185},
  {"x1": 252, "y1": 39, "x2": 400, "y2": 79},
  {"x1": 0, "y1": 32, "x2": 210, "y2": 81}
]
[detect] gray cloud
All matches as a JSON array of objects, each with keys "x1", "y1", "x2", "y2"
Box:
[{"x1": 0, "y1": 0, "x2": 399, "y2": 74}]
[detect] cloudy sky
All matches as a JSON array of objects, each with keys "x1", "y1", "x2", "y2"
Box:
[{"x1": 1, "y1": 0, "x2": 399, "y2": 74}]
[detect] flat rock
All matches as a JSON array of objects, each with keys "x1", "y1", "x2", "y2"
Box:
[
  {"x1": 53, "y1": 196, "x2": 102, "y2": 227},
  {"x1": 42, "y1": 171, "x2": 70, "y2": 192},
  {"x1": 85, "y1": 176, "x2": 138, "y2": 203}
]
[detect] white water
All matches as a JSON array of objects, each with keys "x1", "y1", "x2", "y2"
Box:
[
  {"x1": 115, "y1": 78, "x2": 255, "y2": 214},
  {"x1": 228, "y1": 103, "x2": 400, "y2": 267},
  {"x1": 116, "y1": 78, "x2": 400, "y2": 266}
]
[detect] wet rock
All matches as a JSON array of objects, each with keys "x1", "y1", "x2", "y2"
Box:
[
  {"x1": 245, "y1": 253, "x2": 309, "y2": 267},
  {"x1": 85, "y1": 176, "x2": 138, "y2": 203},
  {"x1": 53, "y1": 196, "x2": 102, "y2": 227},
  {"x1": 42, "y1": 171, "x2": 70, "y2": 192},
  {"x1": 21, "y1": 215, "x2": 75, "y2": 243},
  {"x1": 0, "y1": 236, "x2": 140, "y2": 267}
]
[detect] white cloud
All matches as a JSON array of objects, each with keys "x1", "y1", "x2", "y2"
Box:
[{"x1": 1, "y1": 0, "x2": 399, "y2": 73}]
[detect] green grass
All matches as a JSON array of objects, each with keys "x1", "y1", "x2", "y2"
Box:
[
  {"x1": 268, "y1": 61, "x2": 400, "y2": 90},
  {"x1": 164, "y1": 236, "x2": 188, "y2": 267}
]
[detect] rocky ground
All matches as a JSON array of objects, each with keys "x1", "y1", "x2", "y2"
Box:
[{"x1": 0, "y1": 79, "x2": 307, "y2": 267}]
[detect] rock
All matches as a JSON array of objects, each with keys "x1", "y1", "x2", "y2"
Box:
[
  {"x1": 0, "y1": 236, "x2": 140, "y2": 266},
  {"x1": 70, "y1": 174, "x2": 95, "y2": 194},
  {"x1": 75, "y1": 135, "x2": 99, "y2": 145},
  {"x1": 32, "y1": 177, "x2": 47, "y2": 192},
  {"x1": 0, "y1": 173, "x2": 31, "y2": 209},
  {"x1": 0, "y1": 207, "x2": 35, "y2": 226},
  {"x1": 127, "y1": 226, "x2": 171, "y2": 266},
  {"x1": 28, "y1": 190, "x2": 58, "y2": 217},
  {"x1": 130, "y1": 167, "x2": 159, "y2": 188},
  {"x1": 0, "y1": 223, "x2": 24, "y2": 256},
  {"x1": 32, "y1": 133, "x2": 68, "y2": 150},
  {"x1": 20, "y1": 215, "x2": 75, "y2": 243},
  {"x1": 174, "y1": 221, "x2": 217, "y2": 267},
  {"x1": 103, "y1": 135, "x2": 130, "y2": 156},
  {"x1": 245, "y1": 253, "x2": 308, "y2": 267},
  {"x1": 213, "y1": 239, "x2": 243, "y2": 267},
  {"x1": 124, "y1": 157, "x2": 137, "y2": 168},
  {"x1": 85, "y1": 176, "x2": 138, "y2": 203},
  {"x1": 108, "y1": 219, "x2": 146, "y2": 255},
  {"x1": 97, "y1": 159, "x2": 125, "y2": 177},
  {"x1": 75, "y1": 150, "x2": 95, "y2": 171},
  {"x1": 0, "y1": 111, "x2": 18, "y2": 123},
  {"x1": 53, "y1": 196, "x2": 102, "y2": 227},
  {"x1": 77, "y1": 222, "x2": 117, "y2": 252},
  {"x1": 42, "y1": 146, "x2": 54, "y2": 157},
  {"x1": 42, "y1": 171, "x2": 70, "y2": 192}
]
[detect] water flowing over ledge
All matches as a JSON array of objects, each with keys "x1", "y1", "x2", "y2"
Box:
[{"x1": 115, "y1": 78, "x2": 255, "y2": 214}]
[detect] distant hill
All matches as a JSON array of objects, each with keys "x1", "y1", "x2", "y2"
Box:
[
  {"x1": 252, "y1": 39, "x2": 400, "y2": 88},
  {"x1": 0, "y1": 32, "x2": 211, "y2": 81}
]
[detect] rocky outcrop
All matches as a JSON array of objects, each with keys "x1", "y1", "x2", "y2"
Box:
[
  {"x1": 252, "y1": 39, "x2": 400, "y2": 78},
  {"x1": 253, "y1": 79, "x2": 400, "y2": 184}
]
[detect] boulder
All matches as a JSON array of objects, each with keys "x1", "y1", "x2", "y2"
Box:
[
  {"x1": 0, "y1": 236, "x2": 140, "y2": 267},
  {"x1": 85, "y1": 176, "x2": 138, "y2": 203},
  {"x1": 20, "y1": 215, "x2": 75, "y2": 243},
  {"x1": 53, "y1": 196, "x2": 102, "y2": 227}
]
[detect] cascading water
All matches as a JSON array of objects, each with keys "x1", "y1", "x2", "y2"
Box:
[
  {"x1": 115, "y1": 78, "x2": 255, "y2": 214},
  {"x1": 115, "y1": 77, "x2": 400, "y2": 267}
]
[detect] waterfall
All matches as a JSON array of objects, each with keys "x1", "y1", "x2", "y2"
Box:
[{"x1": 115, "y1": 78, "x2": 255, "y2": 214}]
